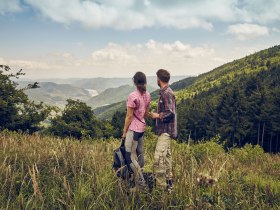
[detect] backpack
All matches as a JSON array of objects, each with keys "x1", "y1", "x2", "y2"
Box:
[
  {"x1": 112, "y1": 141, "x2": 156, "y2": 192},
  {"x1": 112, "y1": 141, "x2": 132, "y2": 179}
]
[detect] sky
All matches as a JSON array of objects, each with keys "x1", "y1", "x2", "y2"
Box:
[{"x1": 0, "y1": 0, "x2": 279, "y2": 79}]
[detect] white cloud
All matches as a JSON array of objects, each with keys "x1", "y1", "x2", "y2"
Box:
[
  {"x1": 0, "y1": 0, "x2": 21, "y2": 15},
  {"x1": 88, "y1": 40, "x2": 220, "y2": 76},
  {"x1": 227, "y1": 23, "x2": 269, "y2": 40},
  {"x1": 272, "y1": 27, "x2": 280, "y2": 33},
  {"x1": 0, "y1": 52, "x2": 92, "y2": 78},
  {"x1": 233, "y1": 0, "x2": 280, "y2": 23},
  {"x1": 1, "y1": 57, "x2": 49, "y2": 70},
  {"x1": 19, "y1": 0, "x2": 279, "y2": 30},
  {"x1": 0, "y1": 40, "x2": 223, "y2": 78},
  {"x1": 91, "y1": 40, "x2": 215, "y2": 65},
  {"x1": 2, "y1": 40, "x2": 274, "y2": 79},
  {"x1": 91, "y1": 43, "x2": 136, "y2": 64}
]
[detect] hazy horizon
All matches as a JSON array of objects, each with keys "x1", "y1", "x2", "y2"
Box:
[{"x1": 17, "y1": 74, "x2": 191, "y2": 81}]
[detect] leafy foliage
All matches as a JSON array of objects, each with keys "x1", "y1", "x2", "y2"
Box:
[
  {"x1": 0, "y1": 65, "x2": 50, "y2": 133},
  {"x1": 110, "y1": 111, "x2": 126, "y2": 138},
  {"x1": 48, "y1": 99, "x2": 115, "y2": 139}
]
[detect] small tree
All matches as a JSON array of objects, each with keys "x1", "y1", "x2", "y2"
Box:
[
  {"x1": 48, "y1": 99, "x2": 113, "y2": 139},
  {"x1": 0, "y1": 65, "x2": 50, "y2": 132},
  {"x1": 111, "y1": 111, "x2": 125, "y2": 138}
]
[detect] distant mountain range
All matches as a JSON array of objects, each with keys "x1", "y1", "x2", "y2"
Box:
[
  {"x1": 17, "y1": 82, "x2": 92, "y2": 108},
  {"x1": 17, "y1": 75, "x2": 187, "y2": 109},
  {"x1": 21, "y1": 75, "x2": 187, "y2": 93}
]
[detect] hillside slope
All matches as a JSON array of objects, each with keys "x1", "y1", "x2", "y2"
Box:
[
  {"x1": 174, "y1": 45, "x2": 280, "y2": 101},
  {"x1": 87, "y1": 85, "x2": 155, "y2": 108},
  {"x1": 94, "y1": 101, "x2": 126, "y2": 120},
  {"x1": 174, "y1": 45, "x2": 280, "y2": 152},
  {"x1": 0, "y1": 131, "x2": 279, "y2": 209}
]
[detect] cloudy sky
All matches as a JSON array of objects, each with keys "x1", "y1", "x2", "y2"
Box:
[{"x1": 0, "y1": 0, "x2": 279, "y2": 79}]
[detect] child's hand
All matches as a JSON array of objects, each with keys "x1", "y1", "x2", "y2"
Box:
[
  {"x1": 150, "y1": 112, "x2": 160, "y2": 119},
  {"x1": 122, "y1": 132, "x2": 126, "y2": 140}
]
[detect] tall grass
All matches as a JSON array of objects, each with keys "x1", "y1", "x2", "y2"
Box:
[{"x1": 0, "y1": 130, "x2": 279, "y2": 209}]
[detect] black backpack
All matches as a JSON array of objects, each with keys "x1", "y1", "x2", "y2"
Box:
[{"x1": 112, "y1": 141, "x2": 132, "y2": 179}]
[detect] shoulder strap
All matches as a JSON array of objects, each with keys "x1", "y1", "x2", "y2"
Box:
[
  {"x1": 133, "y1": 112, "x2": 146, "y2": 125},
  {"x1": 132, "y1": 94, "x2": 146, "y2": 125}
]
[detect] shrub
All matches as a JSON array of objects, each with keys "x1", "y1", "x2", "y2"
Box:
[
  {"x1": 191, "y1": 137, "x2": 225, "y2": 162},
  {"x1": 230, "y1": 144, "x2": 265, "y2": 163}
]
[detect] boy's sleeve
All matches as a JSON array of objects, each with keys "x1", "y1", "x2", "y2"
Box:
[{"x1": 159, "y1": 93, "x2": 175, "y2": 122}]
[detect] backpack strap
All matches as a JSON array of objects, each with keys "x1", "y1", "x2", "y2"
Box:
[
  {"x1": 132, "y1": 96, "x2": 147, "y2": 125},
  {"x1": 133, "y1": 112, "x2": 146, "y2": 125}
]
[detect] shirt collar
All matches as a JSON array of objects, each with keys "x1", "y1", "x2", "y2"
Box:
[{"x1": 159, "y1": 85, "x2": 169, "y2": 94}]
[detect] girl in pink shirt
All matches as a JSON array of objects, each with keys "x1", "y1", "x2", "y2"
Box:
[{"x1": 122, "y1": 72, "x2": 151, "y2": 190}]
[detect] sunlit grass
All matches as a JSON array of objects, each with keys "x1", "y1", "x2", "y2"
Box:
[{"x1": 0, "y1": 130, "x2": 279, "y2": 209}]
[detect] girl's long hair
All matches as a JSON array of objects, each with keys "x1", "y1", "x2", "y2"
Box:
[{"x1": 133, "y1": 72, "x2": 147, "y2": 93}]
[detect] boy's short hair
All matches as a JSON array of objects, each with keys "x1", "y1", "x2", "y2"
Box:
[{"x1": 156, "y1": 69, "x2": 170, "y2": 83}]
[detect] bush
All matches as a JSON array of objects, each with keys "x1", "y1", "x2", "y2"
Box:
[
  {"x1": 191, "y1": 137, "x2": 225, "y2": 162},
  {"x1": 48, "y1": 99, "x2": 115, "y2": 139},
  {"x1": 230, "y1": 144, "x2": 265, "y2": 163}
]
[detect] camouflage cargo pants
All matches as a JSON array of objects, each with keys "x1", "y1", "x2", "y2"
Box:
[{"x1": 153, "y1": 133, "x2": 172, "y2": 189}]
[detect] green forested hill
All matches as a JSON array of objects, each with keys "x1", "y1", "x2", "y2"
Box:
[
  {"x1": 94, "y1": 101, "x2": 126, "y2": 120},
  {"x1": 110, "y1": 45, "x2": 280, "y2": 152},
  {"x1": 174, "y1": 45, "x2": 280, "y2": 102},
  {"x1": 175, "y1": 45, "x2": 280, "y2": 152}
]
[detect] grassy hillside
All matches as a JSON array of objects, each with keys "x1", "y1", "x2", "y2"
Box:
[
  {"x1": 94, "y1": 101, "x2": 126, "y2": 120},
  {"x1": 87, "y1": 85, "x2": 156, "y2": 109},
  {"x1": 0, "y1": 130, "x2": 279, "y2": 209},
  {"x1": 174, "y1": 45, "x2": 280, "y2": 102}
]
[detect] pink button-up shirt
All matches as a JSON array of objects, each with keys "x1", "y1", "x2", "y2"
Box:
[{"x1": 127, "y1": 90, "x2": 151, "y2": 133}]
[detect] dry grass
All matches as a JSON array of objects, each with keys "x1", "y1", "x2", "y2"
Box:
[{"x1": 0, "y1": 130, "x2": 279, "y2": 209}]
